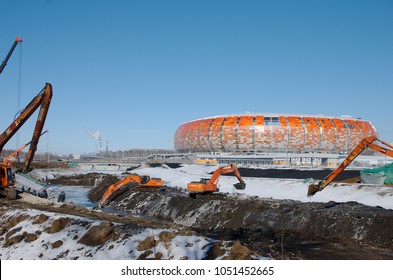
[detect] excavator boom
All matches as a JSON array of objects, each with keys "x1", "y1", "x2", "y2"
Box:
[
  {"x1": 98, "y1": 175, "x2": 163, "y2": 207},
  {"x1": 1, "y1": 83, "x2": 52, "y2": 201},
  {"x1": 187, "y1": 164, "x2": 246, "y2": 197},
  {"x1": 0, "y1": 83, "x2": 52, "y2": 173},
  {"x1": 308, "y1": 136, "x2": 393, "y2": 196}
]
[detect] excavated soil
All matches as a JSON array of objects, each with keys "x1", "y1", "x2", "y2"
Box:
[
  {"x1": 91, "y1": 188, "x2": 393, "y2": 260},
  {"x1": 46, "y1": 170, "x2": 393, "y2": 259},
  {"x1": 3, "y1": 168, "x2": 393, "y2": 259}
]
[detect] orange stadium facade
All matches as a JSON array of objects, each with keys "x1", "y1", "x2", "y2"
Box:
[{"x1": 174, "y1": 114, "x2": 378, "y2": 154}]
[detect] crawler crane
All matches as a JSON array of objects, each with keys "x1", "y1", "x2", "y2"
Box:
[
  {"x1": 308, "y1": 136, "x2": 393, "y2": 196},
  {"x1": 0, "y1": 83, "x2": 53, "y2": 199},
  {"x1": 187, "y1": 164, "x2": 246, "y2": 198}
]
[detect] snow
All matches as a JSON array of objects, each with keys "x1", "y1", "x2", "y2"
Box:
[
  {"x1": 0, "y1": 208, "x2": 216, "y2": 260},
  {"x1": 3, "y1": 163, "x2": 392, "y2": 260},
  {"x1": 125, "y1": 164, "x2": 393, "y2": 210},
  {"x1": 15, "y1": 163, "x2": 393, "y2": 210}
]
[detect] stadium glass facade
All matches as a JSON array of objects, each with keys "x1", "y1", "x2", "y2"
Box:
[{"x1": 174, "y1": 114, "x2": 378, "y2": 154}]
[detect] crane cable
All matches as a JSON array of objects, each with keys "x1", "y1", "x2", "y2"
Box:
[{"x1": 16, "y1": 40, "x2": 23, "y2": 149}]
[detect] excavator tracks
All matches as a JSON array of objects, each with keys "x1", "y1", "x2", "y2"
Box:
[
  {"x1": 189, "y1": 192, "x2": 229, "y2": 200},
  {"x1": 127, "y1": 186, "x2": 167, "y2": 192}
]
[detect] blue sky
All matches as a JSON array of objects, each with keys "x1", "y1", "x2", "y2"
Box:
[{"x1": 1, "y1": 0, "x2": 392, "y2": 155}]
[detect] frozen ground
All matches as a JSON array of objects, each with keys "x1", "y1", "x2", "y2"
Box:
[
  {"x1": 3, "y1": 163, "x2": 393, "y2": 260},
  {"x1": 15, "y1": 163, "x2": 393, "y2": 210},
  {"x1": 0, "y1": 205, "x2": 241, "y2": 260},
  {"x1": 135, "y1": 164, "x2": 393, "y2": 209}
]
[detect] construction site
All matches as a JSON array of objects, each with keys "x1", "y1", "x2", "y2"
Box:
[{"x1": 1, "y1": 35, "x2": 393, "y2": 261}]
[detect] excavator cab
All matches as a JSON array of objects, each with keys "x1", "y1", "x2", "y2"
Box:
[
  {"x1": 0, "y1": 165, "x2": 15, "y2": 187},
  {"x1": 0, "y1": 165, "x2": 17, "y2": 199},
  {"x1": 140, "y1": 175, "x2": 150, "y2": 185},
  {"x1": 140, "y1": 176, "x2": 164, "y2": 187},
  {"x1": 199, "y1": 178, "x2": 210, "y2": 184}
]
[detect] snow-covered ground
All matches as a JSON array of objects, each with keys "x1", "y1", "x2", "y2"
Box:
[
  {"x1": 5, "y1": 164, "x2": 280, "y2": 260},
  {"x1": 138, "y1": 164, "x2": 393, "y2": 210},
  {"x1": 17, "y1": 163, "x2": 393, "y2": 210},
  {"x1": 3, "y1": 163, "x2": 393, "y2": 261},
  {"x1": 0, "y1": 207, "x2": 219, "y2": 260}
]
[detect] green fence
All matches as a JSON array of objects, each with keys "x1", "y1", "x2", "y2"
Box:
[{"x1": 360, "y1": 163, "x2": 393, "y2": 184}]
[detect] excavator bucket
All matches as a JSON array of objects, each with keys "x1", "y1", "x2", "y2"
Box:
[
  {"x1": 307, "y1": 184, "x2": 320, "y2": 197},
  {"x1": 233, "y1": 182, "x2": 246, "y2": 190}
]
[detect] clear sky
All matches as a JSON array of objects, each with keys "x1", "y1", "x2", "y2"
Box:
[{"x1": 1, "y1": 0, "x2": 392, "y2": 155}]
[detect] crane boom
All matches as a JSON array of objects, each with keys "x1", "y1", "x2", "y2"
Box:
[
  {"x1": 0, "y1": 37, "x2": 22, "y2": 75},
  {"x1": 308, "y1": 136, "x2": 393, "y2": 196},
  {"x1": 0, "y1": 83, "x2": 53, "y2": 173}
]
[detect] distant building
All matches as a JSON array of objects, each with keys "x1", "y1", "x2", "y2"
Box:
[
  {"x1": 72, "y1": 154, "x2": 81, "y2": 160},
  {"x1": 174, "y1": 113, "x2": 378, "y2": 154}
]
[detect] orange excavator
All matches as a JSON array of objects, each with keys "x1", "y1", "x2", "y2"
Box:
[
  {"x1": 98, "y1": 175, "x2": 164, "y2": 207},
  {"x1": 308, "y1": 136, "x2": 393, "y2": 196},
  {"x1": 187, "y1": 164, "x2": 246, "y2": 198},
  {"x1": 0, "y1": 83, "x2": 52, "y2": 199}
]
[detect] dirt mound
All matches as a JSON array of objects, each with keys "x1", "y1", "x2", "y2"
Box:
[
  {"x1": 48, "y1": 172, "x2": 104, "y2": 186},
  {"x1": 90, "y1": 187, "x2": 393, "y2": 259},
  {"x1": 0, "y1": 203, "x2": 259, "y2": 260},
  {"x1": 47, "y1": 218, "x2": 70, "y2": 234},
  {"x1": 86, "y1": 174, "x2": 120, "y2": 202},
  {"x1": 78, "y1": 221, "x2": 114, "y2": 246},
  {"x1": 12, "y1": 161, "x2": 70, "y2": 171},
  {"x1": 25, "y1": 170, "x2": 393, "y2": 259},
  {"x1": 204, "y1": 240, "x2": 259, "y2": 260}
]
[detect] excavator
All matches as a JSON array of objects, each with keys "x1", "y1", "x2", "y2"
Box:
[
  {"x1": 0, "y1": 37, "x2": 23, "y2": 75},
  {"x1": 187, "y1": 164, "x2": 246, "y2": 198},
  {"x1": 0, "y1": 83, "x2": 53, "y2": 199},
  {"x1": 0, "y1": 130, "x2": 48, "y2": 198},
  {"x1": 98, "y1": 175, "x2": 164, "y2": 207},
  {"x1": 308, "y1": 136, "x2": 393, "y2": 196}
]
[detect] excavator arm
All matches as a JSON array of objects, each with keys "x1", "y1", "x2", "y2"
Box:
[
  {"x1": 0, "y1": 83, "x2": 52, "y2": 173},
  {"x1": 98, "y1": 175, "x2": 163, "y2": 207},
  {"x1": 188, "y1": 164, "x2": 246, "y2": 197},
  {"x1": 308, "y1": 136, "x2": 393, "y2": 196},
  {"x1": 209, "y1": 164, "x2": 246, "y2": 189},
  {"x1": 231, "y1": 165, "x2": 246, "y2": 190},
  {"x1": 98, "y1": 176, "x2": 141, "y2": 207}
]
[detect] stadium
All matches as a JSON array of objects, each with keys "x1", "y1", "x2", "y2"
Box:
[{"x1": 174, "y1": 113, "x2": 378, "y2": 154}]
